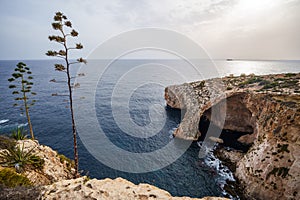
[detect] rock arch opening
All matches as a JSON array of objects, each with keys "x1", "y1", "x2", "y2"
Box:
[{"x1": 198, "y1": 94, "x2": 255, "y2": 152}]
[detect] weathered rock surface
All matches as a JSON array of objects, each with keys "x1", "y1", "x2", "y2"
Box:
[
  {"x1": 0, "y1": 185, "x2": 41, "y2": 200},
  {"x1": 165, "y1": 79, "x2": 226, "y2": 140},
  {"x1": 15, "y1": 139, "x2": 75, "y2": 185},
  {"x1": 1, "y1": 140, "x2": 229, "y2": 200},
  {"x1": 165, "y1": 73, "x2": 300, "y2": 200},
  {"x1": 41, "y1": 176, "x2": 229, "y2": 200},
  {"x1": 234, "y1": 93, "x2": 300, "y2": 199}
]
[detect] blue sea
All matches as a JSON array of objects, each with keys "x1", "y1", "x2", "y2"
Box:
[{"x1": 0, "y1": 59, "x2": 299, "y2": 198}]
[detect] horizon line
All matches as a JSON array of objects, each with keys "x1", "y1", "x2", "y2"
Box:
[{"x1": 1, "y1": 58, "x2": 300, "y2": 62}]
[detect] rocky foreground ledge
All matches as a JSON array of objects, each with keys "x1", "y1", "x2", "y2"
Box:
[
  {"x1": 165, "y1": 72, "x2": 300, "y2": 199},
  {"x1": 0, "y1": 139, "x2": 228, "y2": 200},
  {"x1": 41, "y1": 176, "x2": 228, "y2": 200}
]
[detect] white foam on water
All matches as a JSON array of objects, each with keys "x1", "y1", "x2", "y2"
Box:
[
  {"x1": 0, "y1": 119, "x2": 9, "y2": 124},
  {"x1": 168, "y1": 128, "x2": 177, "y2": 138},
  {"x1": 18, "y1": 123, "x2": 28, "y2": 128},
  {"x1": 0, "y1": 121, "x2": 28, "y2": 130},
  {"x1": 198, "y1": 142, "x2": 239, "y2": 199}
]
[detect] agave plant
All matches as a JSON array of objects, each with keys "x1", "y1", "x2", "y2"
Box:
[
  {"x1": 11, "y1": 127, "x2": 28, "y2": 140},
  {"x1": 8, "y1": 62, "x2": 37, "y2": 140},
  {"x1": 0, "y1": 143, "x2": 44, "y2": 173}
]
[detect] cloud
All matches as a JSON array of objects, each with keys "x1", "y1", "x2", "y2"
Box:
[
  {"x1": 0, "y1": 0, "x2": 299, "y2": 59},
  {"x1": 178, "y1": 0, "x2": 300, "y2": 59}
]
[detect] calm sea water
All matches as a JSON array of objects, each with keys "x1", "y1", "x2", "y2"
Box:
[{"x1": 0, "y1": 59, "x2": 299, "y2": 198}]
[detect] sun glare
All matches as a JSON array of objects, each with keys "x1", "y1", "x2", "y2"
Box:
[{"x1": 236, "y1": 0, "x2": 276, "y2": 16}]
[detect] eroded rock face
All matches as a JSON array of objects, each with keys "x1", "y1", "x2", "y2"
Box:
[
  {"x1": 203, "y1": 94, "x2": 254, "y2": 133},
  {"x1": 165, "y1": 79, "x2": 227, "y2": 140},
  {"x1": 165, "y1": 84, "x2": 202, "y2": 140},
  {"x1": 1, "y1": 140, "x2": 230, "y2": 200},
  {"x1": 41, "y1": 176, "x2": 229, "y2": 200},
  {"x1": 165, "y1": 73, "x2": 300, "y2": 200},
  {"x1": 235, "y1": 93, "x2": 300, "y2": 200},
  {"x1": 16, "y1": 140, "x2": 74, "y2": 185}
]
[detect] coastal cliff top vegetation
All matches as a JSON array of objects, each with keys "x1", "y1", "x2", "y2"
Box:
[
  {"x1": 226, "y1": 72, "x2": 300, "y2": 93},
  {"x1": 190, "y1": 72, "x2": 300, "y2": 104}
]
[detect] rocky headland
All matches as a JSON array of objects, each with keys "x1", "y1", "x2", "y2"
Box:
[{"x1": 165, "y1": 72, "x2": 300, "y2": 200}]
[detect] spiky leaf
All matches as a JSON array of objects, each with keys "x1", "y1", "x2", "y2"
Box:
[
  {"x1": 71, "y1": 29, "x2": 78, "y2": 37},
  {"x1": 65, "y1": 21, "x2": 72, "y2": 27},
  {"x1": 12, "y1": 73, "x2": 22, "y2": 78},
  {"x1": 52, "y1": 22, "x2": 62, "y2": 30},
  {"x1": 77, "y1": 58, "x2": 87, "y2": 64},
  {"x1": 55, "y1": 64, "x2": 66, "y2": 71},
  {"x1": 46, "y1": 50, "x2": 58, "y2": 56},
  {"x1": 58, "y1": 50, "x2": 66, "y2": 56},
  {"x1": 76, "y1": 43, "x2": 83, "y2": 49}
]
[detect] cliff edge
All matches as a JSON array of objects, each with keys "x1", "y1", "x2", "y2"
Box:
[
  {"x1": 0, "y1": 139, "x2": 228, "y2": 200},
  {"x1": 165, "y1": 73, "x2": 300, "y2": 199},
  {"x1": 41, "y1": 176, "x2": 228, "y2": 200}
]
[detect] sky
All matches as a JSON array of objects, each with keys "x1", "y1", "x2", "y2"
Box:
[{"x1": 0, "y1": 0, "x2": 299, "y2": 60}]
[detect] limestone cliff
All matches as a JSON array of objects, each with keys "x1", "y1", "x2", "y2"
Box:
[
  {"x1": 0, "y1": 139, "x2": 229, "y2": 200},
  {"x1": 41, "y1": 176, "x2": 229, "y2": 200},
  {"x1": 165, "y1": 73, "x2": 300, "y2": 200},
  {"x1": 16, "y1": 139, "x2": 75, "y2": 185}
]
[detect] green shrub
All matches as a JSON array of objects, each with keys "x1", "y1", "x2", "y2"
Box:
[
  {"x1": 274, "y1": 78, "x2": 285, "y2": 81},
  {"x1": 11, "y1": 128, "x2": 27, "y2": 140},
  {"x1": 258, "y1": 80, "x2": 271, "y2": 86},
  {"x1": 277, "y1": 144, "x2": 290, "y2": 153},
  {"x1": 83, "y1": 176, "x2": 90, "y2": 184},
  {"x1": 0, "y1": 144, "x2": 44, "y2": 172},
  {"x1": 267, "y1": 167, "x2": 290, "y2": 179},
  {"x1": 245, "y1": 77, "x2": 263, "y2": 84},
  {"x1": 0, "y1": 136, "x2": 16, "y2": 150},
  {"x1": 285, "y1": 73, "x2": 296, "y2": 77},
  {"x1": 58, "y1": 153, "x2": 74, "y2": 171},
  {"x1": 0, "y1": 168, "x2": 32, "y2": 187},
  {"x1": 238, "y1": 77, "x2": 263, "y2": 87},
  {"x1": 281, "y1": 80, "x2": 298, "y2": 88},
  {"x1": 262, "y1": 82, "x2": 280, "y2": 89}
]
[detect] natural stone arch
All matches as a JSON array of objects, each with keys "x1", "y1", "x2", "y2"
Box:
[{"x1": 202, "y1": 93, "x2": 255, "y2": 134}]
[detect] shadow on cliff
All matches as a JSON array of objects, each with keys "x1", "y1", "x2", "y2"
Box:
[{"x1": 198, "y1": 115, "x2": 252, "y2": 153}]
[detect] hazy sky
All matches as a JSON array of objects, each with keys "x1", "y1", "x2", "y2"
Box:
[{"x1": 0, "y1": 0, "x2": 299, "y2": 60}]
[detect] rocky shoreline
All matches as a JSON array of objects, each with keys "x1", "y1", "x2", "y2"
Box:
[
  {"x1": 165, "y1": 72, "x2": 300, "y2": 200},
  {"x1": 0, "y1": 139, "x2": 229, "y2": 200}
]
